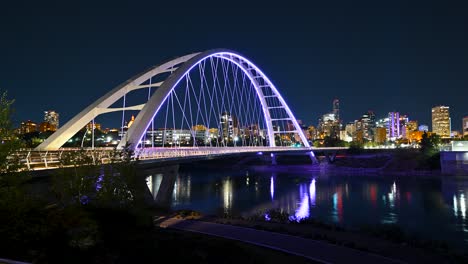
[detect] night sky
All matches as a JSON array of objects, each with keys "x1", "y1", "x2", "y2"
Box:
[{"x1": 1, "y1": 1, "x2": 467, "y2": 130}]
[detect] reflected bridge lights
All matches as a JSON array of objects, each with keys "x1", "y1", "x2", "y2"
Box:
[
  {"x1": 291, "y1": 178, "x2": 317, "y2": 222},
  {"x1": 270, "y1": 175, "x2": 275, "y2": 200},
  {"x1": 453, "y1": 192, "x2": 466, "y2": 220}
]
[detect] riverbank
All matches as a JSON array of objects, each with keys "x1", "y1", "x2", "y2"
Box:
[
  {"x1": 165, "y1": 210, "x2": 468, "y2": 263},
  {"x1": 249, "y1": 163, "x2": 444, "y2": 177}
]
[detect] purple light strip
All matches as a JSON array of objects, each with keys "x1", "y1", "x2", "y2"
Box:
[
  {"x1": 135, "y1": 51, "x2": 309, "y2": 148},
  {"x1": 186, "y1": 73, "x2": 195, "y2": 146},
  {"x1": 171, "y1": 89, "x2": 175, "y2": 146},
  {"x1": 214, "y1": 55, "x2": 275, "y2": 147},
  {"x1": 218, "y1": 53, "x2": 309, "y2": 147}
]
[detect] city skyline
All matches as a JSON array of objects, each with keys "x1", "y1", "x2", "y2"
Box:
[{"x1": 1, "y1": 1, "x2": 467, "y2": 131}]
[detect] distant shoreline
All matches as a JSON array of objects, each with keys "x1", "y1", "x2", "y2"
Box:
[{"x1": 249, "y1": 163, "x2": 446, "y2": 177}]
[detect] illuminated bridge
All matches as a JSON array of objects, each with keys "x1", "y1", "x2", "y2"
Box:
[{"x1": 21, "y1": 49, "x2": 346, "y2": 169}]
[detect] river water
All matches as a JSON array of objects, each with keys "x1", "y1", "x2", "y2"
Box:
[{"x1": 145, "y1": 166, "x2": 468, "y2": 249}]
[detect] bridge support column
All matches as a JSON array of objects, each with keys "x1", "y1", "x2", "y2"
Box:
[
  {"x1": 270, "y1": 153, "x2": 277, "y2": 165},
  {"x1": 153, "y1": 165, "x2": 179, "y2": 209}
]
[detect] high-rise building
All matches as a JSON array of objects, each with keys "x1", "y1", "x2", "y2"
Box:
[
  {"x1": 361, "y1": 110, "x2": 375, "y2": 141},
  {"x1": 333, "y1": 99, "x2": 340, "y2": 122},
  {"x1": 388, "y1": 112, "x2": 400, "y2": 140},
  {"x1": 44, "y1": 110, "x2": 59, "y2": 128},
  {"x1": 399, "y1": 115, "x2": 409, "y2": 138},
  {"x1": 318, "y1": 99, "x2": 341, "y2": 139},
  {"x1": 404, "y1": 120, "x2": 418, "y2": 139},
  {"x1": 345, "y1": 122, "x2": 356, "y2": 138},
  {"x1": 406, "y1": 120, "x2": 418, "y2": 132},
  {"x1": 319, "y1": 113, "x2": 340, "y2": 139},
  {"x1": 374, "y1": 127, "x2": 387, "y2": 144},
  {"x1": 20, "y1": 120, "x2": 37, "y2": 134},
  {"x1": 307, "y1": 125, "x2": 316, "y2": 140},
  {"x1": 220, "y1": 112, "x2": 233, "y2": 142},
  {"x1": 432, "y1": 106, "x2": 450, "y2": 138},
  {"x1": 463, "y1": 116, "x2": 468, "y2": 137}
]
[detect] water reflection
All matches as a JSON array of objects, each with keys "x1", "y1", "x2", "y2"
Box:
[
  {"x1": 144, "y1": 170, "x2": 468, "y2": 249},
  {"x1": 270, "y1": 175, "x2": 275, "y2": 200},
  {"x1": 309, "y1": 179, "x2": 316, "y2": 206},
  {"x1": 369, "y1": 184, "x2": 377, "y2": 207},
  {"x1": 173, "y1": 174, "x2": 191, "y2": 206},
  {"x1": 332, "y1": 189, "x2": 343, "y2": 223},
  {"x1": 292, "y1": 179, "x2": 316, "y2": 221},
  {"x1": 382, "y1": 181, "x2": 398, "y2": 224},
  {"x1": 388, "y1": 182, "x2": 397, "y2": 209},
  {"x1": 294, "y1": 193, "x2": 309, "y2": 221},
  {"x1": 453, "y1": 192, "x2": 467, "y2": 220},
  {"x1": 223, "y1": 178, "x2": 233, "y2": 213}
]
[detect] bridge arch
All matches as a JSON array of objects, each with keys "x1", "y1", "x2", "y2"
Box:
[{"x1": 36, "y1": 49, "x2": 309, "y2": 151}]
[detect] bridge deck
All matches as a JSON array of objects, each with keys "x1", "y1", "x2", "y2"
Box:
[{"x1": 14, "y1": 147, "x2": 347, "y2": 170}]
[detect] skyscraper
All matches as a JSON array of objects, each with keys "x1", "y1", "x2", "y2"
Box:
[
  {"x1": 463, "y1": 116, "x2": 468, "y2": 137},
  {"x1": 388, "y1": 112, "x2": 400, "y2": 140},
  {"x1": 332, "y1": 99, "x2": 340, "y2": 122},
  {"x1": 220, "y1": 112, "x2": 233, "y2": 143},
  {"x1": 44, "y1": 110, "x2": 59, "y2": 128},
  {"x1": 431, "y1": 106, "x2": 450, "y2": 138},
  {"x1": 361, "y1": 110, "x2": 375, "y2": 141},
  {"x1": 318, "y1": 99, "x2": 341, "y2": 139}
]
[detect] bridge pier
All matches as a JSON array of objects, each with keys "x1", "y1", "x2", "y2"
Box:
[{"x1": 146, "y1": 165, "x2": 179, "y2": 209}]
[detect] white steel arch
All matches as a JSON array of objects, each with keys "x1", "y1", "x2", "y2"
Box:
[{"x1": 35, "y1": 49, "x2": 309, "y2": 151}]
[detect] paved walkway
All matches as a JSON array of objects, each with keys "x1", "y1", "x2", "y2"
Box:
[{"x1": 157, "y1": 218, "x2": 406, "y2": 264}]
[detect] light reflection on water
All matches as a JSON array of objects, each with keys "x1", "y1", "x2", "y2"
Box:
[{"x1": 145, "y1": 170, "x2": 468, "y2": 249}]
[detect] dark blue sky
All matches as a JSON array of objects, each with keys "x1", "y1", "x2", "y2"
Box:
[{"x1": 1, "y1": 1, "x2": 467, "y2": 130}]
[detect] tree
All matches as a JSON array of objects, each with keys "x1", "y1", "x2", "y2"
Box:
[
  {"x1": 420, "y1": 131, "x2": 437, "y2": 155},
  {"x1": 0, "y1": 90, "x2": 27, "y2": 178}
]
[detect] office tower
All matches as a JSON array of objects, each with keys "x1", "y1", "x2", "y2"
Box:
[
  {"x1": 318, "y1": 99, "x2": 341, "y2": 139},
  {"x1": 361, "y1": 110, "x2": 375, "y2": 141},
  {"x1": 333, "y1": 99, "x2": 340, "y2": 122},
  {"x1": 388, "y1": 112, "x2": 400, "y2": 140},
  {"x1": 431, "y1": 106, "x2": 450, "y2": 138},
  {"x1": 374, "y1": 127, "x2": 387, "y2": 144},
  {"x1": 44, "y1": 110, "x2": 59, "y2": 129},
  {"x1": 220, "y1": 112, "x2": 233, "y2": 142},
  {"x1": 406, "y1": 120, "x2": 418, "y2": 132}
]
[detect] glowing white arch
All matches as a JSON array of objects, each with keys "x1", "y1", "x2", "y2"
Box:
[{"x1": 35, "y1": 49, "x2": 309, "y2": 151}]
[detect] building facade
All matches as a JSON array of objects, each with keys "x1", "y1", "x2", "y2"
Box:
[
  {"x1": 388, "y1": 112, "x2": 400, "y2": 140},
  {"x1": 44, "y1": 110, "x2": 59, "y2": 129},
  {"x1": 463, "y1": 116, "x2": 468, "y2": 137},
  {"x1": 20, "y1": 120, "x2": 37, "y2": 134},
  {"x1": 431, "y1": 106, "x2": 450, "y2": 138}
]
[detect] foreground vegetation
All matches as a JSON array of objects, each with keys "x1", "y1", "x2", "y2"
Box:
[{"x1": 0, "y1": 91, "x2": 316, "y2": 263}]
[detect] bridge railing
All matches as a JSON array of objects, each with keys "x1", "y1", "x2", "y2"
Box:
[
  {"x1": 134, "y1": 146, "x2": 310, "y2": 160},
  {"x1": 15, "y1": 146, "x2": 318, "y2": 170},
  {"x1": 15, "y1": 148, "x2": 116, "y2": 170}
]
